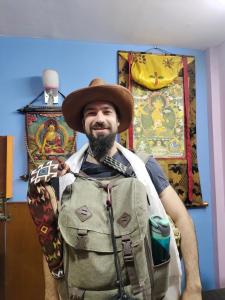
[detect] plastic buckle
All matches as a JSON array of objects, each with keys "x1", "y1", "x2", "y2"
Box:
[
  {"x1": 76, "y1": 229, "x2": 88, "y2": 249},
  {"x1": 122, "y1": 237, "x2": 134, "y2": 262}
]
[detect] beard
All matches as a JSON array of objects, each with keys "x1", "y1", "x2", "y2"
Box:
[{"x1": 87, "y1": 132, "x2": 117, "y2": 161}]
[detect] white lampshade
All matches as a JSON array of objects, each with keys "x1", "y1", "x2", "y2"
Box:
[
  {"x1": 42, "y1": 69, "x2": 59, "y2": 104},
  {"x1": 42, "y1": 69, "x2": 59, "y2": 89}
]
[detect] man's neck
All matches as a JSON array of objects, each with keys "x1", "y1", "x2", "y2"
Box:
[{"x1": 106, "y1": 142, "x2": 118, "y2": 157}]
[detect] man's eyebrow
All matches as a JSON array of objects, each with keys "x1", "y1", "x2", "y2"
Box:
[
  {"x1": 101, "y1": 106, "x2": 114, "y2": 110},
  {"x1": 84, "y1": 105, "x2": 113, "y2": 111}
]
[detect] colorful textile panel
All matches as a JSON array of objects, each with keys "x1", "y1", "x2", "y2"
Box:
[
  {"x1": 25, "y1": 111, "x2": 76, "y2": 172},
  {"x1": 118, "y1": 51, "x2": 207, "y2": 207}
]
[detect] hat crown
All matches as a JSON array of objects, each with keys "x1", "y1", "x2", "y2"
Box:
[
  {"x1": 63, "y1": 77, "x2": 133, "y2": 133},
  {"x1": 88, "y1": 78, "x2": 106, "y2": 87}
]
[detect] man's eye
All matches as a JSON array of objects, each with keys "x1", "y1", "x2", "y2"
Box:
[
  {"x1": 86, "y1": 111, "x2": 96, "y2": 116},
  {"x1": 104, "y1": 110, "x2": 112, "y2": 115}
]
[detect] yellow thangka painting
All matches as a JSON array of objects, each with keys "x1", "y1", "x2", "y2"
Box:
[{"x1": 132, "y1": 80, "x2": 185, "y2": 158}]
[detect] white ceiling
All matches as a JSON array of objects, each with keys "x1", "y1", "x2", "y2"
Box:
[{"x1": 1, "y1": 0, "x2": 225, "y2": 50}]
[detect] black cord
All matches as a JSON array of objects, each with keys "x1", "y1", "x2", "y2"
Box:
[
  {"x1": 106, "y1": 187, "x2": 136, "y2": 300},
  {"x1": 107, "y1": 198, "x2": 125, "y2": 298}
]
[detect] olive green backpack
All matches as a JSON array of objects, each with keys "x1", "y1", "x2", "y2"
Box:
[{"x1": 57, "y1": 172, "x2": 170, "y2": 300}]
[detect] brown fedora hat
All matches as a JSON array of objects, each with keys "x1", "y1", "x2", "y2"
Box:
[{"x1": 62, "y1": 78, "x2": 133, "y2": 133}]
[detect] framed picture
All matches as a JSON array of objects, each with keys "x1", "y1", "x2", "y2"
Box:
[{"x1": 22, "y1": 107, "x2": 76, "y2": 175}]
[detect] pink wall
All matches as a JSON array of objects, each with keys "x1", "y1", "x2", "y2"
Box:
[{"x1": 206, "y1": 43, "x2": 225, "y2": 287}]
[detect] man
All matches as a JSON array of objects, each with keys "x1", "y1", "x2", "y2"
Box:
[{"x1": 28, "y1": 78, "x2": 202, "y2": 300}]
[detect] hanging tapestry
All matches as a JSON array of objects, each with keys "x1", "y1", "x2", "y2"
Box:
[
  {"x1": 24, "y1": 109, "x2": 76, "y2": 174},
  {"x1": 118, "y1": 51, "x2": 207, "y2": 207}
]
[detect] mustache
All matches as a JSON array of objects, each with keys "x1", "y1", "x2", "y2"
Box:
[{"x1": 91, "y1": 122, "x2": 108, "y2": 129}]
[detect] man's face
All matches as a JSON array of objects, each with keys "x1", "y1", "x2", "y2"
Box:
[{"x1": 83, "y1": 101, "x2": 120, "y2": 138}]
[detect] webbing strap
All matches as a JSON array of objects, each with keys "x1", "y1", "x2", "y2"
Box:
[
  {"x1": 103, "y1": 155, "x2": 135, "y2": 177},
  {"x1": 106, "y1": 185, "x2": 127, "y2": 298},
  {"x1": 122, "y1": 234, "x2": 143, "y2": 295},
  {"x1": 87, "y1": 147, "x2": 135, "y2": 177}
]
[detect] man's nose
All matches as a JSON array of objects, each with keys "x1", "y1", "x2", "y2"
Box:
[{"x1": 95, "y1": 111, "x2": 104, "y2": 122}]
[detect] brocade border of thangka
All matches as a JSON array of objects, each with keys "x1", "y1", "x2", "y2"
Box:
[
  {"x1": 118, "y1": 51, "x2": 207, "y2": 207},
  {"x1": 24, "y1": 108, "x2": 76, "y2": 174}
]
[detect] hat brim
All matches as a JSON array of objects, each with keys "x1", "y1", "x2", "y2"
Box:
[{"x1": 62, "y1": 84, "x2": 133, "y2": 133}]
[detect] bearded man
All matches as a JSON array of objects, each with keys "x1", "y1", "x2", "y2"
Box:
[{"x1": 28, "y1": 78, "x2": 202, "y2": 300}]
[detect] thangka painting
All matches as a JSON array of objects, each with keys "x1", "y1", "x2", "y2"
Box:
[
  {"x1": 118, "y1": 51, "x2": 207, "y2": 207},
  {"x1": 131, "y1": 81, "x2": 185, "y2": 158},
  {"x1": 25, "y1": 110, "x2": 76, "y2": 173}
]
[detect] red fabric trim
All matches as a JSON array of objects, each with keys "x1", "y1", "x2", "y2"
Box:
[
  {"x1": 183, "y1": 57, "x2": 193, "y2": 202},
  {"x1": 128, "y1": 53, "x2": 134, "y2": 150}
]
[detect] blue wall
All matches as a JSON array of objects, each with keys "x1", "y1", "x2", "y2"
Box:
[{"x1": 0, "y1": 37, "x2": 216, "y2": 290}]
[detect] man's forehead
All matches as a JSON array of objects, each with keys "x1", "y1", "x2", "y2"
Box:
[{"x1": 84, "y1": 101, "x2": 116, "y2": 111}]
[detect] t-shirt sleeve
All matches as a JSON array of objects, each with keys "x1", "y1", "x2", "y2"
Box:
[{"x1": 145, "y1": 157, "x2": 169, "y2": 195}]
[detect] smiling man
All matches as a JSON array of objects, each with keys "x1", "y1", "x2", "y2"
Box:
[
  {"x1": 28, "y1": 78, "x2": 202, "y2": 300},
  {"x1": 82, "y1": 101, "x2": 119, "y2": 160}
]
